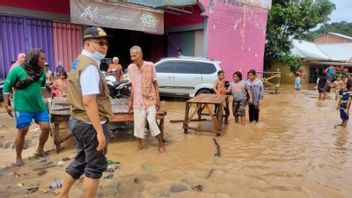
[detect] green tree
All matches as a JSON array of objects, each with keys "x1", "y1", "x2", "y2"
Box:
[
  {"x1": 265, "y1": 0, "x2": 335, "y2": 72},
  {"x1": 304, "y1": 21, "x2": 352, "y2": 40}
]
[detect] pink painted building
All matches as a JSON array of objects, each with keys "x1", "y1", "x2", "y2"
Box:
[{"x1": 165, "y1": 0, "x2": 271, "y2": 80}]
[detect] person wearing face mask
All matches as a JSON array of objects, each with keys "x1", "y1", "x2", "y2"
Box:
[
  {"x1": 59, "y1": 27, "x2": 113, "y2": 198},
  {"x1": 3, "y1": 48, "x2": 50, "y2": 166}
]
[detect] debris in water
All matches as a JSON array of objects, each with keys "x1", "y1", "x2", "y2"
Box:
[
  {"x1": 104, "y1": 174, "x2": 114, "y2": 179},
  {"x1": 49, "y1": 179, "x2": 63, "y2": 189},
  {"x1": 33, "y1": 164, "x2": 56, "y2": 171},
  {"x1": 206, "y1": 168, "x2": 215, "y2": 179},
  {"x1": 107, "y1": 160, "x2": 120, "y2": 165},
  {"x1": 37, "y1": 169, "x2": 47, "y2": 176},
  {"x1": 213, "y1": 138, "x2": 221, "y2": 157},
  {"x1": 192, "y1": 185, "x2": 204, "y2": 192},
  {"x1": 170, "y1": 182, "x2": 189, "y2": 193},
  {"x1": 16, "y1": 183, "x2": 24, "y2": 188},
  {"x1": 62, "y1": 157, "x2": 71, "y2": 161},
  {"x1": 27, "y1": 182, "x2": 39, "y2": 193},
  {"x1": 57, "y1": 160, "x2": 65, "y2": 166},
  {"x1": 107, "y1": 165, "x2": 119, "y2": 173},
  {"x1": 133, "y1": 177, "x2": 140, "y2": 184},
  {"x1": 38, "y1": 187, "x2": 48, "y2": 193}
]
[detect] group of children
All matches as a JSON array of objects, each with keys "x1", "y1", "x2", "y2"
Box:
[{"x1": 213, "y1": 69, "x2": 264, "y2": 126}]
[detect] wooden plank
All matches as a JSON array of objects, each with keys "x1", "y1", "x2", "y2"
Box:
[
  {"x1": 186, "y1": 104, "x2": 202, "y2": 123},
  {"x1": 188, "y1": 94, "x2": 228, "y2": 104},
  {"x1": 183, "y1": 102, "x2": 191, "y2": 134}
]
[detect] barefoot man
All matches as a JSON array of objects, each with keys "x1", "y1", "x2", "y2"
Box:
[
  {"x1": 3, "y1": 48, "x2": 50, "y2": 166},
  {"x1": 128, "y1": 46, "x2": 166, "y2": 153},
  {"x1": 59, "y1": 27, "x2": 113, "y2": 198}
]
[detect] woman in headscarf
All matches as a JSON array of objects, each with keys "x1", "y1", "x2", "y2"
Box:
[{"x1": 9, "y1": 53, "x2": 26, "y2": 72}]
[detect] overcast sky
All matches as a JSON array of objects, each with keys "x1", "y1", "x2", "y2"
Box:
[{"x1": 329, "y1": 0, "x2": 352, "y2": 23}]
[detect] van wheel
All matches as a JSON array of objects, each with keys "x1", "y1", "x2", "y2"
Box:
[{"x1": 196, "y1": 89, "x2": 212, "y2": 96}]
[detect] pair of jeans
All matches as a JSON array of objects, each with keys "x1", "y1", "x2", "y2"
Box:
[{"x1": 248, "y1": 104, "x2": 259, "y2": 122}]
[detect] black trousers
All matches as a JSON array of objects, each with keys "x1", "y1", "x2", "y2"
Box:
[
  {"x1": 66, "y1": 117, "x2": 110, "y2": 179},
  {"x1": 248, "y1": 104, "x2": 259, "y2": 122}
]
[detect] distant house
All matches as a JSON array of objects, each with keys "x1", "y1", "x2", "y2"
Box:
[
  {"x1": 313, "y1": 32, "x2": 352, "y2": 44},
  {"x1": 270, "y1": 39, "x2": 352, "y2": 84}
]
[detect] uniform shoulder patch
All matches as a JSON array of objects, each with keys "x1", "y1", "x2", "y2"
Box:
[{"x1": 71, "y1": 59, "x2": 79, "y2": 70}]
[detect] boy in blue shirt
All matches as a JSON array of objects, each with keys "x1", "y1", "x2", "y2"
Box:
[{"x1": 335, "y1": 81, "x2": 352, "y2": 128}]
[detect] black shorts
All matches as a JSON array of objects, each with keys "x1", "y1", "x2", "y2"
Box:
[
  {"x1": 318, "y1": 87, "x2": 325, "y2": 93},
  {"x1": 233, "y1": 100, "x2": 247, "y2": 116},
  {"x1": 66, "y1": 117, "x2": 110, "y2": 179}
]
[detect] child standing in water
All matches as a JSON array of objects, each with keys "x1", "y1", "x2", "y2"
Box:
[
  {"x1": 227, "y1": 71, "x2": 253, "y2": 126},
  {"x1": 213, "y1": 70, "x2": 227, "y2": 95},
  {"x1": 247, "y1": 69, "x2": 264, "y2": 123},
  {"x1": 335, "y1": 81, "x2": 352, "y2": 128},
  {"x1": 213, "y1": 70, "x2": 228, "y2": 113}
]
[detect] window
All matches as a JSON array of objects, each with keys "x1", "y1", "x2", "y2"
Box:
[
  {"x1": 156, "y1": 62, "x2": 176, "y2": 73},
  {"x1": 175, "y1": 62, "x2": 201, "y2": 74},
  {"x1": 200, "y1": 62, "x2": 216, "y2": 74}
]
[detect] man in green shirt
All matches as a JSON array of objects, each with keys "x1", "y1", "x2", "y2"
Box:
[{"x1": 3, "y1": 48, "x2": 50, "y2": 166}]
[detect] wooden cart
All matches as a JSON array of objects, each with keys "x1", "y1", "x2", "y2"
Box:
[{"x1": 49, "y1": 97, "x2": 72, "y2": 153}]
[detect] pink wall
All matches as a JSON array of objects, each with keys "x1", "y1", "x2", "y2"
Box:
[{"x1": 200, "y1": 0, "x2": 268, "y2": 80}]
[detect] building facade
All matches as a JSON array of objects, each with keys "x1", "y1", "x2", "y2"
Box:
[{"x1": 0, "y1": 0, "x2": 271, "y2": 81}]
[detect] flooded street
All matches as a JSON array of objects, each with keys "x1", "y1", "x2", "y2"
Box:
[{"x1": 1, "y1": 86, "x2": 352, "y2": 197}]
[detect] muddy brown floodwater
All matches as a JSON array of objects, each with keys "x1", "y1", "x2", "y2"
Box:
[{"x1": 0, "y1": 86, "x2": 352, "y2": 198}]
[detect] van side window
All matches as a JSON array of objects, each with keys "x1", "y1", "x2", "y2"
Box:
[
  {"x1": 175, "y1": 62, "x2": 201, "y2": 74},
  {"x1": 156, "y1": 62, "x2": 176, "y2": 73},
  {"x1": 200, "y1": 62, "x2": 216, "y2": 74}
]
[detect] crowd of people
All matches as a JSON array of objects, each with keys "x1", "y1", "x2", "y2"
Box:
[
  {"x1": 314, "y1": 66, "x2": 352, "y2": 129},
  {"x1": 1, "y1": 26, "x2": 165, "y2": 198},
  {"x1": 3, "y1": 25, "x2": 350, "y2": 197}
]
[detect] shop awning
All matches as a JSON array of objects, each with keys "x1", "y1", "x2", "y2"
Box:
[{"x1": 70, "y1": 0, "x2": 164, "y2": 34}]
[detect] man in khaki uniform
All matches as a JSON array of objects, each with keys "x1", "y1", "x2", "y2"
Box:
[{"x1": 59, "y1": 27, "x2": 113, "y2": 198}]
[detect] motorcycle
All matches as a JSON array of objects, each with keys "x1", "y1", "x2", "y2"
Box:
[
  {"x1": 0, "y1": 79, "x2": 4, "y2": 101},
  {"x1": 102, "y1": 72, "x2": 131, "y2": 98}
]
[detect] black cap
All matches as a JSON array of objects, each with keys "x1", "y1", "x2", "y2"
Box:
[{"x1": 83, "y1": 27, "x2": 110, "y2": 41}]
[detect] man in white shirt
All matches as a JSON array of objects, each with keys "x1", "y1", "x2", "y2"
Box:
[{"x1": 59, "y1": 27, "x2": 113, "y2": 198}]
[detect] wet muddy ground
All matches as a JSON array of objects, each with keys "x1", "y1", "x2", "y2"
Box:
[{"x1": 0, "y1": 86, "x2": 351, "y2": 198}]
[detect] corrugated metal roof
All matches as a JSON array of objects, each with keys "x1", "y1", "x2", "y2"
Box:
[
  {"x1": 291, "y1": 39, "x2": 352, "y2": 62},
  {"x1": 317, "y1": 43, "x2": 352, "y2": 61},
  {"x1": 291, "y1": 40, "x2": 329, "y2": 60}
]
